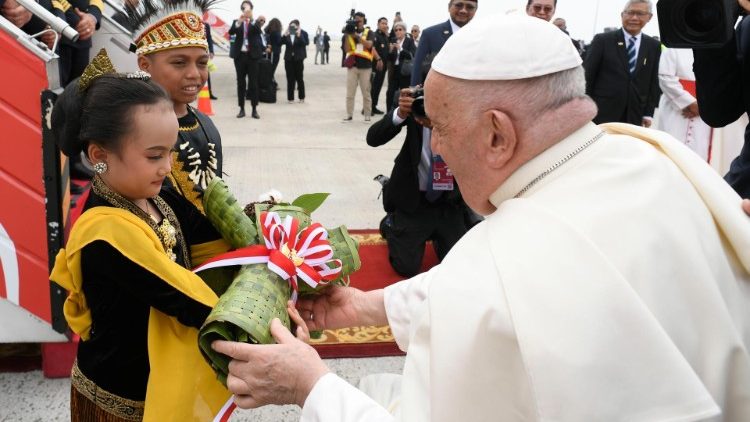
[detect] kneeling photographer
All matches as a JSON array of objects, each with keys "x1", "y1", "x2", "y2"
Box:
[
  {"x1": 661, "y1": 0, "x2": 750, "y2": 197},
  {"x1": 366, "y1": 87, "x2": 469, "y2": 277}
]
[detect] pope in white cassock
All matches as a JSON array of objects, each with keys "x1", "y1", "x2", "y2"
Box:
[
  {"x1": 656, "y1": 47, "x2": 713, "y2": 161},
  {"x1": 212, "y1": 13, "x2": 750, "y2": 422}
]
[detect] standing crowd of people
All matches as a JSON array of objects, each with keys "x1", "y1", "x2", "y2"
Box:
[{"x1": 3, "y1": 0, "x2": 750, "y2": 420}]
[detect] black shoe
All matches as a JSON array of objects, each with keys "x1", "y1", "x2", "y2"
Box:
[
  {"x1": 251, "y1": 109, "x2": 260, "y2": 119},
  {"x1": 236, "y1": 109, "x2": 245, "y2": 118},
  {"x1": 210, "y1": 95, "x2": 218, "y2": 100},
  {"x1": 379, "y1": 213, "x2": 393, "y2": 240},
  {"x1": 343, "y1": 116, "x2": 353, "y2": 121},
  {"x1": 372, "y1": 107, "x2": 384, "y2": 115}
]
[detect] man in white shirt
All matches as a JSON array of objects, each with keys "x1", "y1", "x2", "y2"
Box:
[{"x1": 213, "y1": 13, "x2": 750, "y2": 422}]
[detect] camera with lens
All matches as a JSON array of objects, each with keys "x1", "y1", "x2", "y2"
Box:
[
  {"x1": 344, "y1": 8, "x2": 357, "y2": 34},
  {"x1": 289, "y1": 23, "x2": 298, "y2": 32},
  {"x1": 658, "y1": 0, "x2": 743, "y2": 48},
  {"x1": 409, "y1": 86, "x2": 427, "y2": 120}
]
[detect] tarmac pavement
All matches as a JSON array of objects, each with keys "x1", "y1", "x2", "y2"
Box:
[{"x1": 0, "y1": 48, "x2": 406, "y2": 421}]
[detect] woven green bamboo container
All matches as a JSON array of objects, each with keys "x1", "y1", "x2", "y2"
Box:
[
  {"x1": 196, "y1": 267, "x2": 236, "y2": 296},
  {"x1": 198, "y1": 263, "x2": 292, "y2": 384},
  {"x1": 203, "y1": 178, "x2": 258, "y2": 249}
]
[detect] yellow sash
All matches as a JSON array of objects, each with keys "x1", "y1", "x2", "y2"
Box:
[{"x1": 50, "y1": 207, "x2": 231, "y2": 421}]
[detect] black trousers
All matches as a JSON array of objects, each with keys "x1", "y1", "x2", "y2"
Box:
[
  {"x1": 324, "y1": 47, "x2": 330, "y2": 63},
  {"x1": 284, "y1": 59, "x2": 305, "y2": 101},
  {"x1": 234, "y1": 53, "x2": 259, "y2": 109},
  {"x1": 371, "y1": 65, "x2": 386, "y2": 110},
  {"x1": 59, "y1": 44, "x2": 90, "y2": 88},
  {"x1": 271, "y1": 51, "x2": 281, "y2": 80},
  {"x1": 382, "y1": 197, "x2": 468, "y2": 277}
]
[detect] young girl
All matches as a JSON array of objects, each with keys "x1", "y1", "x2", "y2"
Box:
[{"x1": 49, "y1": 58, "x2": 230, "y2": 421}]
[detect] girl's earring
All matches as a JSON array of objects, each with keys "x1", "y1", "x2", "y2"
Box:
[{"x1": 93, "y1": 162, "x2": 108, "y2": 174}]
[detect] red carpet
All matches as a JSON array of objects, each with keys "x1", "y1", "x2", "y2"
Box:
[{"x1": 310, "y1": 230, "x2": 439, "y2": 359}]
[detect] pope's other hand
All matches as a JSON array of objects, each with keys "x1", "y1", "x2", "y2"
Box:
[{"x1": 212, "y1": 318, "x2": 329, "y2": 408}]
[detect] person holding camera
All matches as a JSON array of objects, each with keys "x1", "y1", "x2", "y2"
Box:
[
  {"x1": 343, "y1": 11, "x2": 378, "y2": 122},
  {"x1": 385, "y1": 22, "x2": 417, "y2": 113},
  {"x1": 692, "y1": 0, "x2": 750, "y2": 199},
  {"x1": 281, "y1": 19, "x2": 309, "y2": 103},
  {"x1": 366, "y1": 87, "x2": 468, "y2": 277},
  {"x1": 229, "y1": 0, "x2": 265, "y2": 119}
]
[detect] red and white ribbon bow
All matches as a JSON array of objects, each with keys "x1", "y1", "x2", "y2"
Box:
[{"x1": 193, "y1": 211, "x2": 342, "y2": 302}]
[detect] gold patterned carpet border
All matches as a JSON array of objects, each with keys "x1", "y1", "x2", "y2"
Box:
[{"x1": 309, "y1": 325, "x2": 394, "y2": 345}]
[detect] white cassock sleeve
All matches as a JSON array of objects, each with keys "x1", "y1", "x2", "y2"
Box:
[
  {"x1": 658, "y1": 48, "x2": 696, "y2": 111},
  {"x1": 299, "y1": 273, "x2": 432, "y2": 421},
  {"x1": 299, "y1": 373, "x2": 395, "y2": 421},
  {"x1": 383, "y1": 271, "x2": 431, "y2": 352}
]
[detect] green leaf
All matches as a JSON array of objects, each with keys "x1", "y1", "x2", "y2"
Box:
[{"x1": 291, "y1": 193, "x2": 330, "y2": 214}]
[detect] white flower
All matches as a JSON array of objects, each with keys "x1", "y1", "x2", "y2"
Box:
[{"x1": 258, "y1": 189, "x2": 284, "y2": 203}]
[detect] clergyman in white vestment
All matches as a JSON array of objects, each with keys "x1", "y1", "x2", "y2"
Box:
[
  {"x1": 655, "y1": 47, "x2": 713, "y2": 161},
  {"x1": 212, "y1": 12, "x2": 750, "y2": 422}
]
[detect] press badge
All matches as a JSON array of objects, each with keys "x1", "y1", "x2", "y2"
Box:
[
  {"x1": 355, "y1": 43, "x2": 364, "y2": 53},
  {"x1": 432, "y1": 155, "x2": 455, "y2": 191}
]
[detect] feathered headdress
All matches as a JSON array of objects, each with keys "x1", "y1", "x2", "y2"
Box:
[{"x1": 126, "y1": 0, "x2": 219, "y2": 56}]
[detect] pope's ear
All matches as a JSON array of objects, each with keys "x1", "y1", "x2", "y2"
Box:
[{"x1": 484, "y1": 110, "x2": 517, "y2": 169}]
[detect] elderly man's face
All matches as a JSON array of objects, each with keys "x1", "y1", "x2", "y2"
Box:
[
  {"x1": 448, "y1": 0, "x2": 477, "y2": 27},
  {"x1": 621, "y1": 2, "x2": 652, "y2": 35},
  {"x1": 425, "y1": 72, "x2": 495, "y2": 214},
  {"x1": 527, "y1": 0, "x2": 556, "y2": 21}
]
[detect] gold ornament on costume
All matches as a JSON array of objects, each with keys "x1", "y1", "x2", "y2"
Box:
[
  {"x1": 156, "y1": 218, "x2": 178, "y2": 261},
  {"x1": 78, "y1": 48, "x2": 117, "y2": 92},
  {"x1": 91, "y1": 176, "x2": 190, "y2": 264}
]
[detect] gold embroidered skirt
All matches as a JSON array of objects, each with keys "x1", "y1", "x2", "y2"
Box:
[{"x1": 70, "y1": 360, "x2": 144, "y2": 422}]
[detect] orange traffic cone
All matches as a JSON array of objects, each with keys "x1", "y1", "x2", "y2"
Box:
[{"x1": 197, "y1": 83, "x2": 214, "y2": 116}]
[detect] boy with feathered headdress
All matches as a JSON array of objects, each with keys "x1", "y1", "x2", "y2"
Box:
[{"x1": 127, "y1": 0, "x2": 224, "y2": 216}]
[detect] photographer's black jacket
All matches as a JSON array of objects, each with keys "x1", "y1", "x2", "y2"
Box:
[
  {"x1": 229, "y1": 19, "x2": 265, "y2": 59},
  {"x1": 694, "y1": 17, "x2": 750, "y2": 198},
  {"x1": 281, "y1": 30, "x2": 309, "y2": 61},
  {"x1": 366, "y1": 110, "x2": 463, "y2": 213}
]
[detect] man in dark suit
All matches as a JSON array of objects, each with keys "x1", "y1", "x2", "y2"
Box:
[
  {"x1": 367, "y1": 89, "x2": 469, "y2": 277},
  {"x1": 323, "y1": 31, "x2": 330, "y2": 64},
  {"x1": 584, "y1": 0, "x2": 661, "y2": 127},
  {"x1": 693, "y1": 2, "x2": 750, "y2": 199},
  {"x1": 228, "y1": 0, "x2": 265, "y2": 119},
  {"x1": 371, "y1": 17, "x2": 389, "y2": 115},
  {"x1": 281, "y1": 19, "x2": 309, "y2": 103},
  {"x1": 410, "y1": 0, "x2": 477, "y2": 87}
]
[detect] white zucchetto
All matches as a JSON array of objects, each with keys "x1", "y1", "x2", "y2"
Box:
[{"x1": 431, "y1": 13, "x2": 582, "y2": 80}]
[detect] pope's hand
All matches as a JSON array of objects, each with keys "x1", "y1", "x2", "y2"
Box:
[
  {"x1": 212, "y1": 318, "x2": 329, "y2": 408},
  {"x1": 743, "y1": 199, "x2": 750, "y2": 216},
  {"x1": 295, "y1": 285, "x2": 364, "y2": 330}
]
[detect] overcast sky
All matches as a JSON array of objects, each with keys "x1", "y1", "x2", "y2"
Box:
[{"x1": 210, "y1": 0, "x2": 660, "y2": 43}]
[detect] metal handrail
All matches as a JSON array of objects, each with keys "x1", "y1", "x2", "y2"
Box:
[{"x1": 15, "y1": 0, "x2": 78, "y2": 42}]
